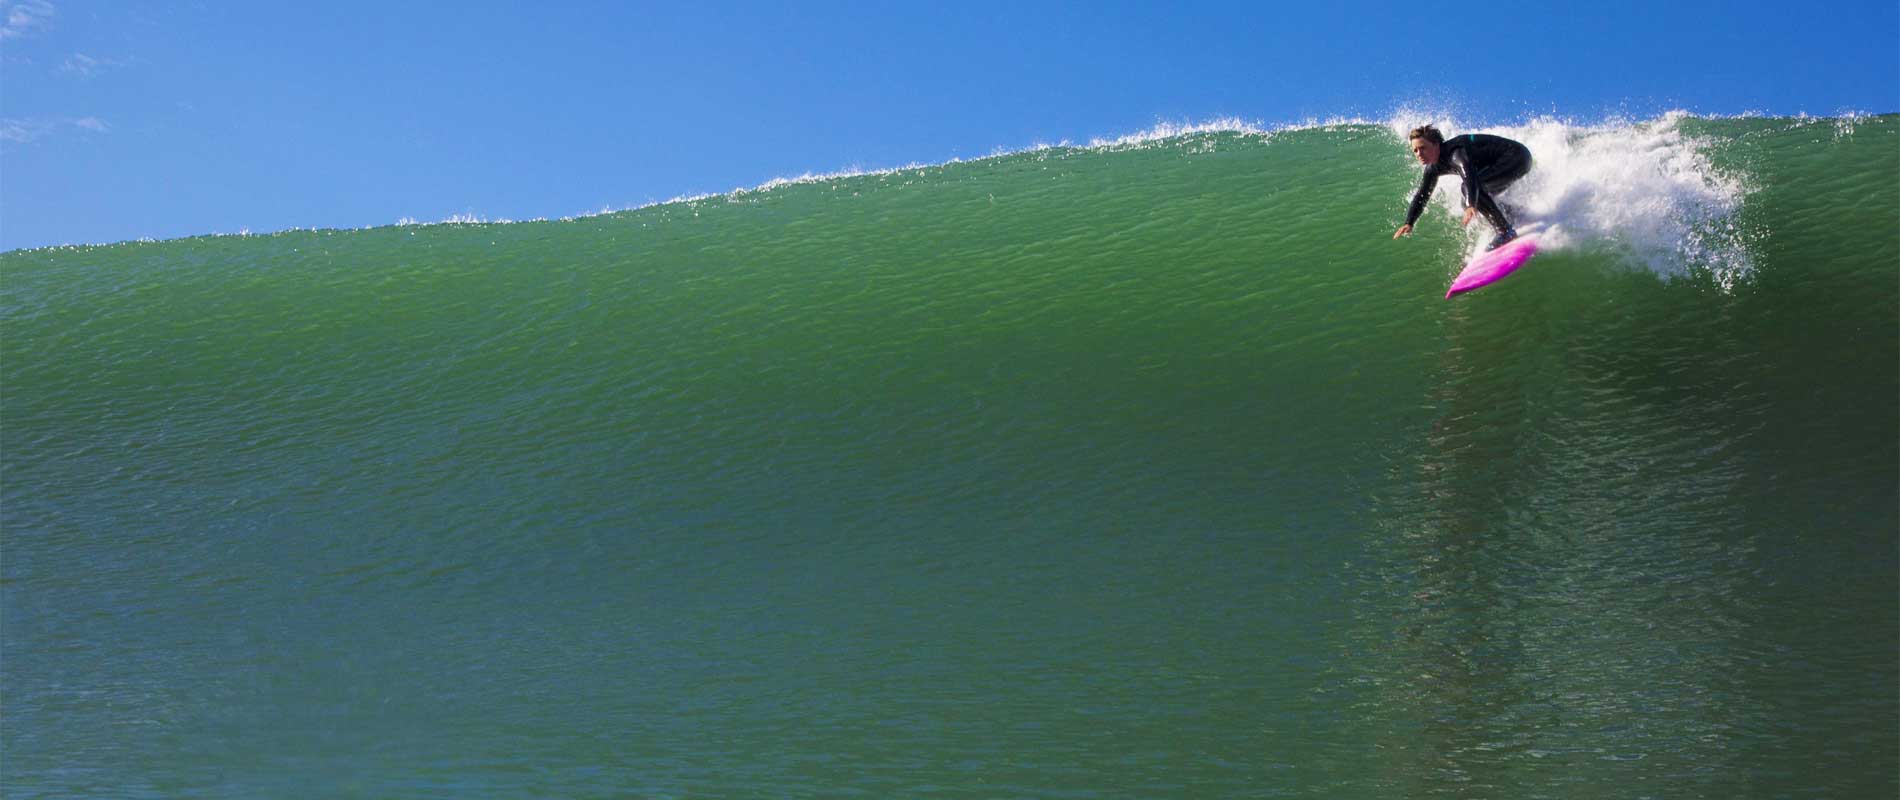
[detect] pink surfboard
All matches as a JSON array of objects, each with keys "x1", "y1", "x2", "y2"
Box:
[{"x1": 1445, "y1": 236, "x2": 1538, "y2": 298}]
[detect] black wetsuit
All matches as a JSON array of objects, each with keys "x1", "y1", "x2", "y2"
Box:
[{"x1": 1404, "y1": 133, "x2": 1532, "y2": 236}]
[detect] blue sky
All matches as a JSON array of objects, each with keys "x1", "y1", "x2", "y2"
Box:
[{"x1": 4, "y1": 0, "x2": 1896, "y2": 252}]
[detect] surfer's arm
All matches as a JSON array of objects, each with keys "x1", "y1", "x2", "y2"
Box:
[{"x1": 1402, "y1": 171, "x2": 1438, "y2": 227}]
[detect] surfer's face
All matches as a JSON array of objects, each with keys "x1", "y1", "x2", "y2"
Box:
[{"x1": 1410, "y1": 137, "x2": 1439, "y2": 165}]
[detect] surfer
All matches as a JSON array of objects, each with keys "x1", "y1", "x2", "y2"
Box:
[{"x1": 1392, "y1": 125, "x2": 1532, "y2": 250}]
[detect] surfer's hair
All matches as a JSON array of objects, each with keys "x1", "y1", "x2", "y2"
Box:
[{"x1": 1408, "y1": 125, "x2": 1444, "y2": 145}]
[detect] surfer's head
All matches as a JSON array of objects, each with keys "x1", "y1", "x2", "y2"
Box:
[{"x1": 1408, "y1": 125, "x2": 1443, "y2": 165}]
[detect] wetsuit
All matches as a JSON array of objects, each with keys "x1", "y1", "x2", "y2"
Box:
[{"x1": 1404, "y1": 133, "x2": 1532, "y2": 240}]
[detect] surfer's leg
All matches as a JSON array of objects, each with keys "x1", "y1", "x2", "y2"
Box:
[
  {"x1": 1471, "y1": 185, "x2": 1516, "y2": 249},
  {"x1": 1471, "y1": 185, "x2": 1511, "y2": 228},
  {"x1": 1473, "y1": 153, "x2": 1531, "y2": 248}
]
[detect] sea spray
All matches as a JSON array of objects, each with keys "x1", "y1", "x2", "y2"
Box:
[{"x1": 1387, "y1": 112, "x2": 1754, "y2": 285}]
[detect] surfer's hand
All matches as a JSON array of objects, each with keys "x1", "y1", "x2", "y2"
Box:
[
  {"x1": 1461, "y1": 207, "x2": 1477, "y2": 227},
  {"x1": 1393, "y1": 224, "x2": 1412, "y2": 239}
]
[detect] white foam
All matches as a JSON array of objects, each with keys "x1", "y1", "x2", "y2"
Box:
[
  {"x1": 1086, "y1": 117, "x2": 1270, "y2": 148},
  {"x1": 1084, "y1": 115, "x2": 1392, "y2": 150},
  {"x1": 1388, "y1": 110, "x2": 1754, "y2": 287},
  {"x1": 613, "y1": 115, "x2": 1379, "y2": 221}
]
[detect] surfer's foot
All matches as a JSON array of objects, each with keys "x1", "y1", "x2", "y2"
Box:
[{"x1": 1486, "y1": 227, "x2": 1519, "y2": 251}]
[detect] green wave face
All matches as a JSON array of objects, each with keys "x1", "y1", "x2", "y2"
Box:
[{"x1": 4, "y1": 115, "x2": 1896, "y2": 796}]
